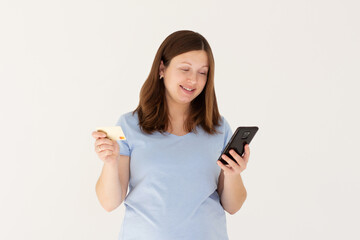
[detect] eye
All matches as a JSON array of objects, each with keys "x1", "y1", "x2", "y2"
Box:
[
  {"x1": 200, "y1": 72, "x2": 207, "y2": 75},
  {"x1": 181, "y1": 68, "x2": 189, "y2": 72}
]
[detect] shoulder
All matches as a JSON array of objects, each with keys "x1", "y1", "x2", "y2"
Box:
[
  {"x1": 115, "y1": 111, "x2": 140, "y2": 137},
  {"x1": 219, "y1": 115, "x2": 231, "y2": 129},
  {"x1": 217, "y1": 115, "x2": 232, "y2": 138},
  {"x1": 116, "y1": 111, "x2": 138, "y2": 125}
]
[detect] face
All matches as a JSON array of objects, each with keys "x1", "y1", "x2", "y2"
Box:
[{"x1": 159, "y1": 50, "x2": 209, "y2": 106}]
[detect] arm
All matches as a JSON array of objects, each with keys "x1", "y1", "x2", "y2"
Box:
[
  {"x1": 217, "y1": 144, "x2": 250, "y2": 215},
  {"x1": 95, "y1": 155, "x2": 130, "y2": 212},
  {"x1": 218, "y1": 170, "x2": 247, "y2": 215}
]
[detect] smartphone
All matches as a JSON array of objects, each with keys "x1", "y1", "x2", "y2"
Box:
[{"x1": 218, "y1": 126, "x2": 259, "y2": 165}]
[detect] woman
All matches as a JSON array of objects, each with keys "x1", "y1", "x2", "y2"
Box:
[{"x1": 92, "y1": 30, "x2": 249, "y2": 240}]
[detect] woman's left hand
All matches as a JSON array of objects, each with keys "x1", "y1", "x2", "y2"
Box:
[{"x1": 217, "y1": 144, "x2": 250, "y2": 176}]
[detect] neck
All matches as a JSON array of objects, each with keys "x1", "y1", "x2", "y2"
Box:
[{"x1": 166, "y1": 100, "x2": 190, "y2": 123}]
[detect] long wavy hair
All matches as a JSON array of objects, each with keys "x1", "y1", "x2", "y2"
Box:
[{"x1": 133, "y1": 30, "x2": 222, "y2": 135}]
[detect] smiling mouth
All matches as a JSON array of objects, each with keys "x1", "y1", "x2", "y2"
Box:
[{"x1": 180, "y1": 85, "x2": 195, "y2": 92}]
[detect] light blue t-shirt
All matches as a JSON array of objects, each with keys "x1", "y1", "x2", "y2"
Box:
[{"x1": 115, "y1": 111, "x2": 233, "y2": 240}]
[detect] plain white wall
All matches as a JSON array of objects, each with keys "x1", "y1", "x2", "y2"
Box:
[{"x1": 1, "y1": 0, "x2": 359, "y2": 239}]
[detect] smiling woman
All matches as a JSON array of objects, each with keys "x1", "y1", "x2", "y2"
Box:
[
  {"x1": 160, "y1": 50, "x2": 209, "y2": 110},
  {"x1": 134, "y1": 30, "x2": 220, "y2": 136},
  {"x1": 93, "y1": 30, "x2": 247, "y2": 240}
]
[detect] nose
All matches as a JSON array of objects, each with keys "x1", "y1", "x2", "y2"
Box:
[{"x1": 187, "y1": 72, "x2": 198, "y2": 85}]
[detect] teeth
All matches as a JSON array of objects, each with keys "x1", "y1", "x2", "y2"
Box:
[{"x1": 181, "y1": 85, "x2": 194, "y2": 91}]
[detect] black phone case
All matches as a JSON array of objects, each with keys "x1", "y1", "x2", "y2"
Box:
[{"x1": 218, "y1": 126, "x2": 259, "y2": 165}]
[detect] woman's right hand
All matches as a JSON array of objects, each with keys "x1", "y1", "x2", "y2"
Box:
[{"x1": 92, "y1": 131, "x2": 120, "y2": 164}]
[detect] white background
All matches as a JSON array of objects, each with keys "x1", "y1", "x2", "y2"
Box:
[{"x1": 1, "y1": 0, "x2": 359, "y2": 239}]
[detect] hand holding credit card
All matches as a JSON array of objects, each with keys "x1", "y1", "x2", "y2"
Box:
[{"x1": 95, "y1": 126, "x2": 126, "y2": 141}]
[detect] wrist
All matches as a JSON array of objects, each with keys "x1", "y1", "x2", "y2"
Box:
[{"x1": 104, "y1": 158, "x2": 119, "y2": 167}]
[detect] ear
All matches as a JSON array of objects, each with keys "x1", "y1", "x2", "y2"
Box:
[{"x1": 159, "y1": 60, "x2": 165, "y2": 76}]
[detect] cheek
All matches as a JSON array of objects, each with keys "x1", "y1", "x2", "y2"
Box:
[
  {"x1": 198, "y1": 78, "x2": 207, "y2": 89},
  {"x1": 167, "y1": 71, "x2": 183, "y2": 83},
  {"x1": 163, "y1": 76, "x2": 180, "y2": 92}
]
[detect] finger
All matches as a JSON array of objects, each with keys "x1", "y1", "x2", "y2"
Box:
[
  {"x1": 217, "y1": 160, "x2": 231, "y2": 171},
  {"x1": 229, "y1": 149, "x2": 242, "y2": 161},
  {"x1": 228, "y1": 149, "x2": 245, "y2": 168},
  {"x1": 243, "y1": 144, "x2": 250, "y2": 162},
  {"x1": 92, "y1": 131, "x2": 107, "y2": 139},
  {"x1": 221, "y1": 153, "x2": 239, "y2": 169},
  {"x1": 101, "y1": 138, "x2": 114, "y2": 145},
  {"x1": 96, "y1": 143, "x2": 115, "y2": 153},
  {"x1": 95, "y1": 138, "x2": 113, "y2": 149},
  {"x1": 95, "y1": 144, "x2": 104, "y2": 152},
  {"x1": 92, "y1": 131, "x2": 101, "y2": 138},
  {"x1": 226, "y1": 150, "x2": 242, "y2": 166},
  {"x1": 99, "y1": 150, "x2": 113, "y2": 158}
]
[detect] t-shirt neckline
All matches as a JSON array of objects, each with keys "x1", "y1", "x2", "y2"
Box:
[{"x1": 165, "y1": 131, "x2": 193, "y2": 137}]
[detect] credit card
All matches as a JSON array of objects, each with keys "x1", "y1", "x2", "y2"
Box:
[{"x1": 95, "y1": 126, "x2": 126, "y2": 141}]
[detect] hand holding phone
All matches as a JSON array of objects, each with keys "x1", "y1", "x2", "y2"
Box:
[{"x1": 218, "y1": 126, "x2": 258, "y2": 165}]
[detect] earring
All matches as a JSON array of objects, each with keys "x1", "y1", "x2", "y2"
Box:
[{"x1": 160, "y1": 75, "x2": 164, "y2": 80}]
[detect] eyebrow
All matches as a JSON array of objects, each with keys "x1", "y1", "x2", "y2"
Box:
[{"x1": 180, "y1": 61, "x2": 209, "y2": 68}]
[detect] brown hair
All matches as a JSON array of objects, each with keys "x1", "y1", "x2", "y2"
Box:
[{"x1": 133, "y1": 30, "x2": 222, "y2": 135}]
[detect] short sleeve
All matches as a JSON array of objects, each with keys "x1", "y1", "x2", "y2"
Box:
[
  {"x1": 115, "y1": 114, "x2": 131, "y2": 156},
  {"x1": 221, "y1": 116, "x2": 233, "y2": 152}
]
